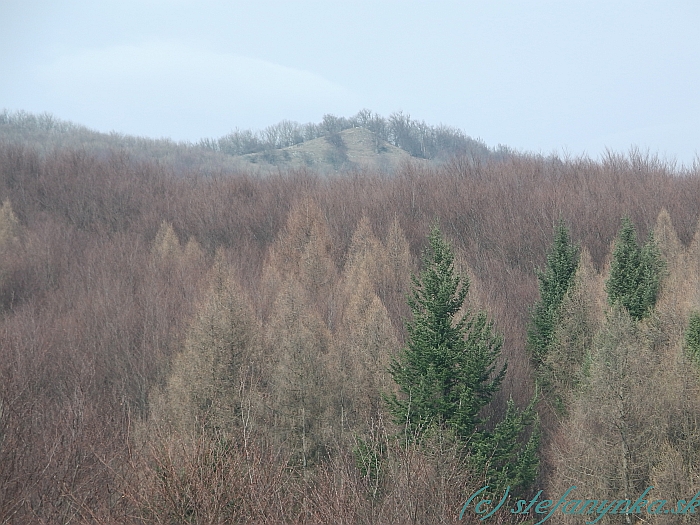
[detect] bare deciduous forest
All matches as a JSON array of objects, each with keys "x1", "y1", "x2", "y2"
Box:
[{"x1": 1, "y1": 112, "x2": 700, "y2": 524}]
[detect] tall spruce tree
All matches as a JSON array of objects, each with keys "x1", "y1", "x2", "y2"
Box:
[
  {"x1": 386, "y1": 226, "x2": 539, "y2": 491},
  {"x1": 606, "y1": 217, "x2": 665, "y2": 321},
  {"x1": 527, "y1": 221, "x2": 580, "y2": 370},
  {"x1": 386, "y1": 226, "x2": 505, "y2": 439}
]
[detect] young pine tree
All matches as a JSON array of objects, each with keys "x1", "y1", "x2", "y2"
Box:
[{"x1": 385, "y1": 226, "x2": 539, "y2": 492}]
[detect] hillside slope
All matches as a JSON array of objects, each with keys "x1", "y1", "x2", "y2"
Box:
[{"x1": 236, "y1": 127, "x2": 428, "y2": 174}]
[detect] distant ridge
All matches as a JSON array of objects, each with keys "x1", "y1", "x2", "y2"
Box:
[
  {"x1": 0, "y1": 109, "x2": 506, "y2": 175},
  {"x1": 236, "y1": 127, "x2": 426, "y2": 174}
]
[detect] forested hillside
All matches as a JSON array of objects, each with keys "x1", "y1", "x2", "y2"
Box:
[{"x1": 1, "y1": 116, "x2": 700, "y2": 523}]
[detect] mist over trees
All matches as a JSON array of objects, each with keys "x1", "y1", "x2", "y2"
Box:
[{"x1": 1, "y1": 110, "x2": 700, "y2": 523}]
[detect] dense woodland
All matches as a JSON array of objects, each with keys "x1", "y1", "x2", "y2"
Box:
[{"x1": 1, "y1": 112, "x2": 700, "y2": 524}]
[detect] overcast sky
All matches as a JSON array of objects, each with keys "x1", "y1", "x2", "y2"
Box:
[{"x1": 2, "y1": 0, "x2": 698, "y2": 165}]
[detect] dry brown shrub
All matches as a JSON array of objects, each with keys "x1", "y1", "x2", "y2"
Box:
[{"x1": 129, "y1": 423, "x2": 301, "y2": 524}]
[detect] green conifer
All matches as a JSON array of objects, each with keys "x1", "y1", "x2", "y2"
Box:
[
  {"x1": 385, "y1": 225, "x2": 539, "y2": 492},
  {"x1": 527, "y1": 220, "x2": 579, "y2": 369},
  {"x1": 606, "y1": 217, "x2": 665, "y2": 321},
  {"x1": 386, "y1": 226, "x2": 505, "y2": 439}
]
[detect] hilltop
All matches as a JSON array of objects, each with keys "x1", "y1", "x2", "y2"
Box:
[
  {"x1": 0, "y1": 109, "x2": 505, "y2": 175},
  {"x1": 237, "y1": 126, "x2": 424, "y2": 174}
]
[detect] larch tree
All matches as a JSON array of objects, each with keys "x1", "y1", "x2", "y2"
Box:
[
  {"x1": 342, "y1": 215, "x2": 387, "y2": 291},
  {"x1": 152, "y1": 254, "x2": 260, "y2": 437},
  {"x1": 548, "y1": 301, "x2": 700, "y2": 525},
  {"x1": 332, "y1": 269, "x2": 397, "y2": 440},
  {"x1": 547, "y1": 306, "x2": 657, "y2": 524},
  {"x1": 266, "y1": 278, "x2": 332, "y2": 470},
  {"x1": 381, "y1": 214, "x2": 412, "y2": 323},
  {"x1": 0, "y1": 200, "x2": 19, "y2": 250},
  {"x1": 260, "y1": 198, "x2": 340, "y2": 467},
  {"x1": 264, "y1": 197, "x2": 337, "y2": 327},
  {"x1": 151, "y1": 221, "x2": 182, "y2": 262},
  {"x1": 333, "y1": 219, "x2": 398, "y2": 435}
]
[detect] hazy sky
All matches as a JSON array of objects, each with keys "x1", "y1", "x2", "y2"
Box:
[{"x1": 2, "y1": 0, "x2": 699, "y2": 165}]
